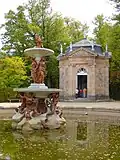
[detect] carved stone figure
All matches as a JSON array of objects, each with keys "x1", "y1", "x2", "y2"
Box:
[
  {"x1": 31, "y1": 58, "x2": 38, "y2": 83},
  {"x1": 35, "y1": 34, "x2": 43, "y2": 48},
  {"x1": 31, "y1": 57, "x2": 46, "y2": 83},
  {"x1": 37, "y1": 98, "x2": 47, "y2": 114},
  {"x1": 37, "y1": 57, "x2": 46, "y2": 83},
  {"x1": 49, "y1": 93, "x2": 59, "y2": 111},
  {"x1": 12, "y1": 92, "x2": 66, "y2": 130}
]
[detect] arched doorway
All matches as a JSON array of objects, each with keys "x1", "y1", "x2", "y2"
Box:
[{"x1": 76, "y1": 68, "x2": 87, "y2": 98}]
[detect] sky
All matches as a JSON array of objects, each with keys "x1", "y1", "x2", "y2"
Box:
[{"x1": 0, "y1": 0, "x2": 115, "y2": 44}]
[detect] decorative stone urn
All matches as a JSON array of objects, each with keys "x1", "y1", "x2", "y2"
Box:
[{"x1": 12, "y1": 34, "x2": 66, "y2": 131}]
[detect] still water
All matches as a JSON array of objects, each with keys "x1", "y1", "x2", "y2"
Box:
[{"x1": 0, "y1": 114, "x2": 120, "y2": 160}]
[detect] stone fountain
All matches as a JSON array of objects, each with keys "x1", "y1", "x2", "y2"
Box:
[{"x1": 12, "y1": 34, "x2": 66, "y2": 131}]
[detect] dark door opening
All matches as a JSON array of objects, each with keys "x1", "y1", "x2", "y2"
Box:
[{"x1": 77, "y1": 75, "x2": 87, "y2": 98}]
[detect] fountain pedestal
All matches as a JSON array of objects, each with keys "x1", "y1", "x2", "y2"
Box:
[
  {"x1": 12, "y1": 35, "x2": 66, "y2": 131},
  {"x1": 28, "y1": 83, "x2": 48, "y2": 89}
]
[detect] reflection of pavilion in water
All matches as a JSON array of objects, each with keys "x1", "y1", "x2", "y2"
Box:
[
  {"x1": 12, "y1": 115, "x2": 120, "y2": 154},
  {"x1": 66, "y1": 117, "x2": 120, "y2": 151}
]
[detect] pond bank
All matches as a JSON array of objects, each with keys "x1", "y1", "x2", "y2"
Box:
[
  {"x1": 0, "y1": 101, "x2": 120, "y2": 119},
  {"x1": 0, "y1": 101, "x2": 120, "y2": 110}
]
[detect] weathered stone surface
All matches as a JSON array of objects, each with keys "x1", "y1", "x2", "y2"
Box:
[
  {"x1": 12, "y1": 93, "x2": 66, "y2": 131},
  {"x1": 43, "y1": 114, "x2": 66, "y2": 129},
  {"x1": 59, "y1": 48, "x2": 110, "y2": 101},
  {"x1": 12, "y1": 112, "x2": 24, "y2": 122}
]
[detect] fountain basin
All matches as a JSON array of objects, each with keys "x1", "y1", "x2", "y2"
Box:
[
  {"x1": 14, "y1": 88, "x2": 61, "y2": 98},
  {"x1": 24, "y1": 47, "x2": 54, "y2": 58},
  {"x1": 12, "y1": 87, "x2": 65, "y2": 131}
]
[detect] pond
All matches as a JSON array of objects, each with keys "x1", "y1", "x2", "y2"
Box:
[{"x1": 0, "y1": 114, "x2": 120, "y2": 160}]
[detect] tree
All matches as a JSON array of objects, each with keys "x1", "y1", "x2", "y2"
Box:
[
  {"x1": 0, "y1": 56, "x2": 27, "y2": 88},
  {"x1": 108, "y1": 0, "x2": 120, "y2": 99},
  {"x1": 110, "y1": 0, "x2": 120, "y2": 23},
  {"x1": 45, "y1": 55, "x2": 59, "y2": 88},
  {"x1": 43, "y1": 13, "x2": 71, "y2": 52},
  {"x1": 1, "y1": 6, "x2": 35, "y2": 56},
  {"x1": 108, "y1": 24, "x2": 120, "y2": 99},
  {"x1": 92, "y1": 13, "x2": 120, "y2": 99},
  {"x1": 1, "y1": 0, "x2": 51, "y2": 56},
  {"x1": 0, "y1": 0, "x2": 60, "y2": 87},
  {"x1": 0, "y1": 56, "x2": 28, "y2": 101},
  {"x1": 110, "y1": 0, "x2": 120, "y2": 9},
  {"x1": 0, "y1": 0, "x2": 86, "y2": 88},
  {"x1": 64, "y1": 17, "x2": 88, "y2": 43},
  {"x1": 93, "y1": 14, "x2": 112, "y2": 50},
  {"x1": 25, "y1": 0, "x2": 51, "y2": 38}
]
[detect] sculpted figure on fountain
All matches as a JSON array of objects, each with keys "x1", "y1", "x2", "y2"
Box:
[
  {"x1": 31, "y1": 57, "x2": 46, "y2": 83},
  {"x1": 12, "y1": 91, "x2": 65, "y2": 130},
  {"x1": 34, "y1": 34, "x2": 43, "y2": 48}
]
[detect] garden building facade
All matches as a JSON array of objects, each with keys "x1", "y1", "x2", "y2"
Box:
[{"x1": 58, "y1": 38, "x2": 111, "y2": 101}]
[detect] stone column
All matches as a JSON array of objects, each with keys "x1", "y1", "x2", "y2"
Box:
[
  {"x1": 63, "y1": 66, "x2": 69, "y2": 99},
  {"x1": 68, "y1": 64, "x2": 74, "y2": 99},
  {"x1": 59, "y1": 65, "x2": 65, "y2": 99},
  {"x1": 87, "y1": 65, "x2": 96, "y2": 100},
  {"x1": 73, "y1": 65, "x2": 77, "y2": 97},
  {"x1": 104, "y1": 60, "x2": 109, "y2": 99}
]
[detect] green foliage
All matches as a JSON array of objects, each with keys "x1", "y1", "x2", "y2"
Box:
[
  {"x1": 108, "y1": 25, "x2": 120, "y2": 99},
  {"x1": 43, "y1": 13, "x2": 70, "y2": 50},
  {"x1": 110, "y1": 0, "x2": 120, "y2": 23},
  {"x1": 1, "y1": 6, "x2": 35, "y2": 56},
  {"x1": 64, "y1": 17, "x2": 88, "y2": 43},
  {"x1": 93, "y1": 14, "x2": 112, "y2": 50},
  {"x1": 46, "y1": 55, "x2": 59, "y2": 88},
  {"x1": 25, "y1": 0, "x2": 51, "y2": 38},
  {"x1": 0, "y1": 0, "x2": 87, "y2": 90},
  {"x1": 0, "y1": 56, "x2": 27, "y2": 88},
  {"x1": 0, "y1": 89, "x2": 18, "y2": 102},
  {"x1": 93, "y1": 13, "x2": 120, "y2": 100},
  {"x1": 0, "y1": 56, "x2": 28, "y2": 101},
  {"x1": 1, "y1": 0, "x2": 51, "y2": 56}
]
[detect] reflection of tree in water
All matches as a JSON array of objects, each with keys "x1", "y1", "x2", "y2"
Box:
[
  {"x1": 1, "y1": 120, "x2": 120, "y2": 160},
  {"x1": 0, "y1": 120, "x2": 68, "y2": 160},
  {"x1": 77, "y1": 122, "x2": 87, "y2": 141}
]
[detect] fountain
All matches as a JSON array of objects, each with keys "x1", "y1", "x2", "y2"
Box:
[{"x1": 12, "y1": 34, "x2": 66, "y2": 131}]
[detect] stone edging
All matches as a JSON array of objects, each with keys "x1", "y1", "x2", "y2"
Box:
[
  {"x1": 61, "y1": 107, "x2": 120, "y2": 113},
  {"x1": 0, "y1": 106, "x2": 17, "y2": 109},
  {"x1": 0, "y1": 105, "x2": 120, "y2": 113}
]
